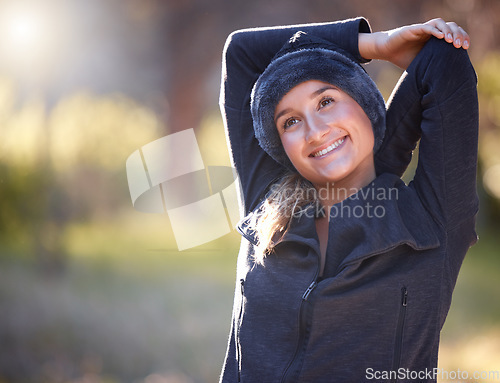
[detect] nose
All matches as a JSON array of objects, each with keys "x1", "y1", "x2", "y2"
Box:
[{"x1": 305, "y1": 115, "x2": 330, "y2": 143}]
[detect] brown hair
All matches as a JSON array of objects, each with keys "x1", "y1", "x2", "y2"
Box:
[{"x1": 252, "y1": 171, "x2": 320, "y2": 263}]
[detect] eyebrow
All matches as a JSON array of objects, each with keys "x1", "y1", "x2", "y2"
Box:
[
  {"x1": 274, "y1": 85, "x2": 338, "y2": 124},
  {"x1": 312, "y1": 85, "x2": 337, "y2": 97},
  {"x1": 274, "y1": 108, "x2": 293, "y2": 124}
]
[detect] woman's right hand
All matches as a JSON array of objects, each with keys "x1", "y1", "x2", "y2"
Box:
[{"x1": 359, "y1": 18, "x2": 470, "y2": 69}]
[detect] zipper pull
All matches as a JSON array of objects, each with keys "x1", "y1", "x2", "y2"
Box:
[
  {"x1": 302, "y1": 281, "x2": 317, "y2": 300},
  {"x1": 240, "y1": 279, "x2": 245, "y2": 294},
  {"x1": 402, "y1": 287, "x2": 408, "y2": 307}
]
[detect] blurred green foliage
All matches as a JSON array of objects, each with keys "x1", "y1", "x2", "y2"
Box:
[{"x1": 0, "y1": 81, "x2": 162, "y2": 269}]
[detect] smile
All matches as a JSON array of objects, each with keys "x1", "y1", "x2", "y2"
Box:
[{"x1": 311, "y1": 137, "x2": 346, "y2": 157}]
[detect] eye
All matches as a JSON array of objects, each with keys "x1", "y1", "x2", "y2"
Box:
[
  {"x1": 283, "y1": 117, "x2": 300, "y2": 130},
  {"x1": 319, "y1": 97, "x2": 334, "y2": 109}
]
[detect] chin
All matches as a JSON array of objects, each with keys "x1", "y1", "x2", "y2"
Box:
[
  {"x1": 312, "y1": 165, "x2": 353, "y2": 185},
  {"x1": 301, "y1": 172, "x2": 348, "y2": 189}
]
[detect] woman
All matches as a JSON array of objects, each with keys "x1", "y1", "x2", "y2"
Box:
[{"x1": 219, "y1": 17, "x2": 478, "y2": 382}]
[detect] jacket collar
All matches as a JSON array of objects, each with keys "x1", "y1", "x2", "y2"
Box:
[{"x1": 237, "y1": 173, "x2": 440, "y2": 262}]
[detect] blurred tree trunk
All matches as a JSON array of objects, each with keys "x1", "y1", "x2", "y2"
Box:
[{"x1": 162, "y1": 1, "x2": 223, "y2": 133}]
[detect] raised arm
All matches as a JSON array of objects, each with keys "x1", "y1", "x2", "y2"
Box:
[
  {"x1": 220, "y1": 18, "x2": 371, "y2": 214},
  {"x1": 379, "y1": 29, "x2": 478, "y2": 228},
  {"x1": 363, "y1": 19, "x2": 471, "y2": 177}
]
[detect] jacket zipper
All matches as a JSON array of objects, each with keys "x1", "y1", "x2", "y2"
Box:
[
  {"x1": 280, "y1": 279, "x2": 318, "y2": 383},
  {"x1": 237, "y1": 279, "x2": 245, "y2": 382},
  {"x1": 390, "y1": 287, "x2": 408, "y2": 383}
]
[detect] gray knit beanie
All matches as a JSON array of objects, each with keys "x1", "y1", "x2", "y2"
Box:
[{"x1": 251, "y1": 31, "x2": 386, "y2": 170}]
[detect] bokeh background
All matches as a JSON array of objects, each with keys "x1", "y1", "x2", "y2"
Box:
[{"x1": 0, "y1": 0, "x2": 499, "y2": 382}]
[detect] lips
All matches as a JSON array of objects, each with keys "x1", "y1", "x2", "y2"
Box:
[{"x1": 311, "y1": 136, "x2": 346, "y2": 157}]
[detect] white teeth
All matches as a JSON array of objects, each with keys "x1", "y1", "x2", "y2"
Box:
[{"x1": 313, "y1": 137, "x2": 345, "y2": 157}]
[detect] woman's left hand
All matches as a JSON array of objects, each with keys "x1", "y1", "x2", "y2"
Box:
[{"x1": 359, "y1": 18, "x2": 470, "y2": 69}]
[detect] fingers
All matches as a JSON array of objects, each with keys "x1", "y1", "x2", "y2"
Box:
[
  {"x1": 425, "y1": 18, "x2": 470, "y2": 49},
  {"x1": 444, "y1": 21, "x2": 470, "y2": 49}
]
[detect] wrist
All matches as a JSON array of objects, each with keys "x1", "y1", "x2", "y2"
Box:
[{"x1": 358, "y1": 31, "x2": 387, "y2": 61}]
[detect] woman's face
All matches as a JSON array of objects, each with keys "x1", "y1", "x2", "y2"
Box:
[{"x1": 274, "y1": 80, "x2": 375, "y2": 189}]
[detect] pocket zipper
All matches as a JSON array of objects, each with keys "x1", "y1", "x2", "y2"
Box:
[
  {"x1": 390, "y1": 287, "x2": 408, "y2": 383},
  {"x1": 237, "y1": 279, "x2": 245, "y2": 382},
  {"x1": 280, "y1": 279, "x2": 318, "y2": 383}
]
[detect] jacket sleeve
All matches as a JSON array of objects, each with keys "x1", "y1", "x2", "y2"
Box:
[
  {"x1": 380, "y1": 37, "x2": 479, "y2": 229},
  {"x1": 220, "y1": 18, "x2": 371, "y2": 215}
]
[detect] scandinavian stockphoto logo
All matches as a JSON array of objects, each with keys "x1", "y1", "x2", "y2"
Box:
[{"x1": 126, "y1": 129, "x2": 240, "y2": 250}]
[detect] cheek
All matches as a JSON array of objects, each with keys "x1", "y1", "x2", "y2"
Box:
[
  {"x1": 361, "y1": 126, "x2": 375, "y2": 151},
  {"x1": 350, "y1": 108, "x2": 374, "y2": 150},
  {"x1": 280, "y1": 133, "x2": 302, "y2": 159},
  {"x1": 363, "y1": 124, "x2": 375, "y2": 151}
]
